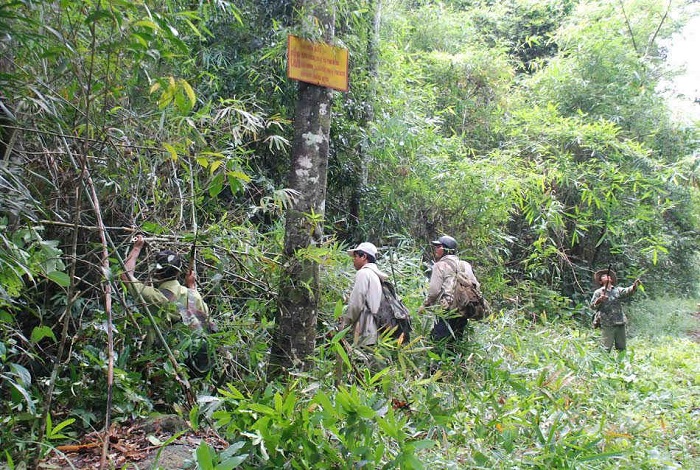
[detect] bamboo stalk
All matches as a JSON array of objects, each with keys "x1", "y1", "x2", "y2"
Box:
[{"x1": 33, "y1": 191, "x2": 83, "y2": 468}]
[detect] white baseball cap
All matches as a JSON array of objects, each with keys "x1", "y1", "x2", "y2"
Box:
[{"x1": 347, "y1": 242, "x2": 378, "y2": 258}]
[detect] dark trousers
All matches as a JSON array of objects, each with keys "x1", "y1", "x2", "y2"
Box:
[
  {"x1": 601, "y1": 324, "x2": 626, "y2": 351},
  {"x1": 431, "y1": 316, "x2": 469, "y2": 342}
]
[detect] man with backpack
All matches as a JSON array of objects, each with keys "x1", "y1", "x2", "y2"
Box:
[
  {"x1": 121, "y1": 234, "x2": 211, "y2": 331},
  {"x1": 340, "y1": 242, "x2": 386, "y2": 348},
  {"x1": 121, "y1": 234, "x2": 214, "y2": 374},
  {"x1": 418, "y1": 235, "x2": 482, "y2": 342}
]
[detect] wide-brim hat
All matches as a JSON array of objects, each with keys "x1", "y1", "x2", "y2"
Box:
[
  {"x1": 347, "y1": 242, "x2": 378, "y2": 258},
  {"x1": 594, "y1": 269, "x2": 617, "y2": 285}
]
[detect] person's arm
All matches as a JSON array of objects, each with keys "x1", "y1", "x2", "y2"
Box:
[
  {"x1": 121, "y1": 234, "x2": 145, "y2": 282},
  {"x1": 618, "y1": 279, "x2": 641, "y2": 299},
  {"x1": 183, "y1": 251, "x2": 211, "y2": 315},
  {"x1": 120, "y1": 235, "x2": 172, "y2": 307},
  {"x1": 184, "y1": 268, "x2": 198, "y2": 289},
  {"x1": 341, "y1": 270, "x2": 369, "y2": 327},
  {"x1": 590, "y1": 289, "x2": 606, "y2": 310},
  {"x1": 589, "y1": 289, "x2": 605, "y2": 327},
  {"x1": 424, "y1": 261, "x2": 447, "y2": 307}
]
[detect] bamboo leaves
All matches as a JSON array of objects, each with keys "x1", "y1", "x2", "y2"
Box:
[{"x1": 150, "y1": 77, "x2": 196, "y2": 113}]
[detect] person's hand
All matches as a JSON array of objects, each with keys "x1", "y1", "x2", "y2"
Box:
[
  {"x1": 417, "y1": 305, "x2": 425, "y2": 315},
  {"x1": 632, "y1": 279, "x2": 641, "y2": 290},
  {"x1": 594, "y1": 295, "x2": 608, "y2": 307},
  {"x1": 123, "y1": 234, "x2": 145, "y2": 281},
  {"x1": 132, "y1": 234, "x2": 146, "y2": 249},
  {"x1": 184, "y1": 269, "x2": 197, "y2": 288}
]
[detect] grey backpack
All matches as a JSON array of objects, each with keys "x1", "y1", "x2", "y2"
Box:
[{"x1": 370, "y1": 276, "x2": 412, "y2": 342}]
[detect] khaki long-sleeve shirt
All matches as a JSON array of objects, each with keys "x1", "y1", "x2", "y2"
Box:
[
  {"x1": 424, "y1": 255, "x2": 479, "y2": 309},
  {"x1": 342, "y1": 263, "x2": 388, "y2": 347},
  {"x1": 128, "y1": 279, "x2": 209, "y2": 329}
]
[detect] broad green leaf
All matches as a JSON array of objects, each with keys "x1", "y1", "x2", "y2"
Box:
[
  {"x1": 218, "y1": 384, "x2": 245, "y2": 400},
  {"x1": 47, "y1": 271, "x2": 70, "y2": 287},
  {"x1": 333, "y1": 342, "x2": 350, "y2": 368},
  {"x1": 227, "y1": 176, "x2": 242, "y2": 195},
  {"x1": 227, "y1": 170, "x2": 251, "y2": 183},
  {"x1": 163, "y1": 143, "x2": 178, "y2": 161},
  {"x1": 179, "y1": 79, "x2": 196, "y2": 108},
  {"x1": 217, "y1": 454, "x2": 248, "y2": 470},
  {"x1": 30, "y1": 326, "x2": 57, "y2": 344},
  {"x1": 48, "y1": 418, "x2": 75, "y2": 440},
  {"x1": 195, "y1": 442, "x2": 215, "y2": 470},
  {"x1": 10, "y1": 363, "x2": 31, "y2": 386},
  {"x1": 246, "y1": 403, "x2": 275, "y2": 415},
  {"x1": 209, "y1": 173, "x2": 224, "y2": 197},
  {"x1": 191, "y1": 156, "x2": 208, "y2": 169},
  {"x1": 209, "y1": 160, "x2": 223, "y2": 173},
  {"x1": 6, "y1": 378, "x2": 35, "y2": 414},
  {"x1": 133, "y1": 20, "x2": 159, "y2": 30}
]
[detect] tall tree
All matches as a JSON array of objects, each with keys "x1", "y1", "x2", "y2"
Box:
[{"x1": 270, "y1": 1, "x2": 336, "y2": 373}]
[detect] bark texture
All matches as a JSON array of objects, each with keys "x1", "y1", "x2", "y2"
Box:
[{"x1": 271, "y1": 0, "x2": 335, "y2": 374}]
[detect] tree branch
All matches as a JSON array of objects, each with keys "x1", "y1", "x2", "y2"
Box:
[{"x1": 618, "y1": 0, "x2": 640, "y2": 57}]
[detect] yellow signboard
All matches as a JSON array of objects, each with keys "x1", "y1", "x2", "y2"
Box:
[{"x1": 287, "y1": 35, "x2": 349, "y2": 92}]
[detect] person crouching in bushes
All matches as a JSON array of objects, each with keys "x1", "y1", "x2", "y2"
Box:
[{"x1": 121, "y1": 234, "x2": 214, "y2": 375}]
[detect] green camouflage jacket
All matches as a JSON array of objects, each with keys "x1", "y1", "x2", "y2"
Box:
[{"x1": 590, "y1": 284, "x2": 635, "y2": 327}]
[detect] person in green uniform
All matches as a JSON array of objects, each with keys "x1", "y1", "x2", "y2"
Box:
[
  {"x1": 590, "y1": 268, "x2": 641, "y2": 352},
  {"x1": 122, "y1": 234, "x2": 215, "y2": 375},
  {"x1": 121, "y1": 234, "x2": 210, "y2": 331}
]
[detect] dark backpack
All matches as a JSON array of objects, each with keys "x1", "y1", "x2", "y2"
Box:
[
  {"x1": 159, "y1": 287, "x2": 215, "y2": 375},
  {"x1": 443, "y1": 259, "x2": 489, "y2": 320},
  {"x1": 370, "y1": 276, "x2": 412, "y2": 343}
]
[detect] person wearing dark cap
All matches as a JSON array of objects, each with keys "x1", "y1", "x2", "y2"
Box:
[
  {"x1": 418, "y1": 235, "x2": 480, "y2": 342},
  {"x1": 341, "y1": 242, "x2": 387, "y2": 348},
  {"x1": 590, "y1": 268, "x2": 640, "y2": 352},
  {"x1": 121, "y1": 234, "x2": 210, "y2": 331}
]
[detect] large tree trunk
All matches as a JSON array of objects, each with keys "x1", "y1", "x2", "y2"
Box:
[{"x1": 270, "y1": 1, "x2": 335, "y2": 374}]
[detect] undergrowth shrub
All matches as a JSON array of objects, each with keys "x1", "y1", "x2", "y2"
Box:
[
  {"x1": 199, "y1": 303, "x2": 700, "y2": 468},
  {"x1": 626, "y1": 297, "x2": 699, "y2": 339}
]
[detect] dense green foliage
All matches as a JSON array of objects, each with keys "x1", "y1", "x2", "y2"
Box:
[{"x1": 0, "y1": 0, "x2": 698, "y2": 467}]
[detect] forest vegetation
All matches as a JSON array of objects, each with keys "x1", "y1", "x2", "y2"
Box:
[{"x1": 1, "y1": 0, "x2": 699, "y2": 468}]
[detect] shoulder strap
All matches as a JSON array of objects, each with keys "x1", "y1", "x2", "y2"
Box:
[
  {"x1": 159, "y1": 287, "x2": 177, "y2": 303},
  {"x1": 441, "y1": 257, "x2": 461, "y2": 274},
  {"x1": 440, "y1": 258, "x2": 466, "y2": 304}
]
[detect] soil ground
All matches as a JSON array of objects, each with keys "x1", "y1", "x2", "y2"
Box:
[{"x1": 40, "y1": 415, "x2": 228, "y2": 470}]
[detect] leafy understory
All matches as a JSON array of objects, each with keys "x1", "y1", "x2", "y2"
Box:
[{"x1": 188, "y1": 303, "x2": 699, "y2": 469}]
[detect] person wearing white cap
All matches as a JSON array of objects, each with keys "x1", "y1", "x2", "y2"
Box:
[{"x1": 340, "y1": 242, "x2": 389, "y2": 347}]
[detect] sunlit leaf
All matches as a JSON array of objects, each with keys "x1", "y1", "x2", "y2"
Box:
[{"x1": 30, "y1": 326, "x2": 57, "y2": 344}]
